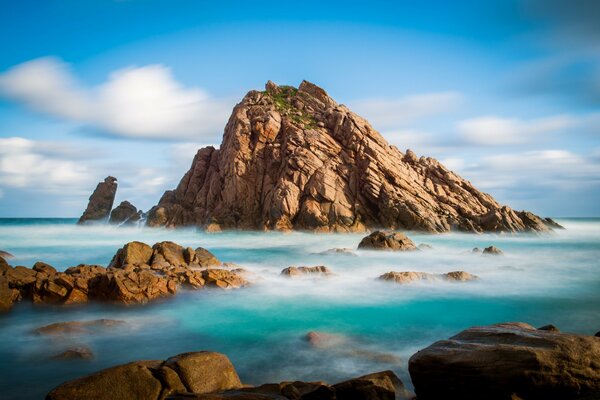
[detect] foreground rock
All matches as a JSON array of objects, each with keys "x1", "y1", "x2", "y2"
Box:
[
  {"x1": 409, "y1": 322, "x2": 600, "y2": 400},
  {"x1": 47, "y1": 350, "x2": 412, "y2": 400},
  {"x1": 78, "y1": 176, "x2": 118, "y2": 224},
  {"x1": 281, "y1": 266, "x2": 332, "y2": 278},
  {"x1": 109, "y1": 201, "x2": 142, "y2": 225},
  {"x1": 1, "y1": 241, "x2": 247, "y2": 310},
  {"x1": 379, "y1": 271, "x2": 478, "y2": 284},
  {"x1": 147, "y1": 80, "x2": 552, "y2": 233},
  {"x1": 358, "y1": 231, "x2": 417, "y2": 251}
]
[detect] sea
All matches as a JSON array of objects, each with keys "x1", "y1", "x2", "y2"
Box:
[{"x1": 0, "y1": 218, "x2": 599, "y2": 399}]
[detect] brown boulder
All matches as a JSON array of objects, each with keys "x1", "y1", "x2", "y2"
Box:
[
  {"x1": 482, "y1": 246, "x2": 503, "y2": 256},
  {"x1": 281, "y1": 266, "x2": 332, "y2": 278},
  {"x1": 202, "y1": 269, "x2": 248, "y2": 289},
  {"x1": 164, "y1": 351, "x2": 242, "y2": 394},
  {"x1": 108, "y1": 241, "x2": 153, "y2": 268},
  {"x1": 333, "y1": 370, "x2": 412, "y2": 400},
  {"x1": 408, "y1": 322, "x2": 600, "y2": 400},
  {"x1": 78, "y1": 176, "x2": 118, "y2": 224},
  {"x1": 305, "y1": 331, "x2": 348, "y2": 348},
  {"x1": 152, "y1": 241, "x2": 189, "y2": 268},
  {"x1": 358, "y1": 231, "x2": 417, "y2": 251},
  {"x1": 33, "y1": 261, "x2": 57, "y2": 275},
  {"x1": 33, "y1": 319, "x2": 125, "y2": 336},
  {"x1": 379, "y1": 271, "x2": 478, "y2": 284},
  {"x1": 0, "y1": 274, "x2": 19, "y2": 312},
  {"x1": 46, "y1": 360, "x2": 163, "y2": 400},
  {"x1": 89, "y1": 268, "x2": 173, "y2": 304},
  {"x1": 195, "y1": 247, "x2": 221, "y2": 267}
]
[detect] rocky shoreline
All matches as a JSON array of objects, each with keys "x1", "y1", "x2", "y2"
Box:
[{"x1": 43, "y1": 322, "x2": 600, "y2": 400}]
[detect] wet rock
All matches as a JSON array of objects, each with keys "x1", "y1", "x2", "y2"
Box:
[
  {"x1": 281, "y1": 266, "x2": 332, "y2": 278},
  {"x1": 109, "y1": 201, "x2": 141, "y2": 225},
  {"x1": 78, "y1": 176, "x2": 118, "y2": 224},
  {"x1": 0, "y1": 274, "x2": 19, "y2": 312},
  {"x1": 538, "y1": 324, "x2": 560, "y2": 332},
  {"x1": 319, "y1": 248, "x2": 357, "y2": 256},
  {"x1": 408, "y1": 322, "x2": 600, "y2": 400},
  {"x1": 108, "y1": 241, "x2": 154, "y2": 268},
  {"x1": 33, "y1": 261, "x2": 57, "y2": 275},
  {"x1": 164, "y1": 351, "x2": 242, "y2": 394},
  {"x1": 333, "y1": 370, "x2": 413, "y2": 400},
  {"x1": 417, "y1": 243, "x2": 433, "y2": 250},
  {"x1": 147, "y1": 81, "x2": 551, "y2": 233},
  {"x1": 379, "y1": 271, "x2": 478, "y2": 284},
  {"x1": 195, "y1": 247, "x2": 221, "y2": 267},
  {"x1": 33, "y1": 319, "x2": 125, "y2": 336},
  {"x1": 358, "y1": 231, "x2": 417, "y2": 251},
  {"x1": 305, "y1": 331, "x2": 348, "y2": 348},
  {"x1": 471, "y1": 247, "x2": 481, "y2": 254},
  {"x1": 88, "y1": 268, "x2": 174, "y2": 304},
  {"x1": 51, "y1": 346, "x2": 94, "y2": 360},
  {"x1": 543, "y1": 218, "x2": 565, "y2": 229},
  {"x1": 482, "y1": 246, "x2": 503, "y2": 256}
]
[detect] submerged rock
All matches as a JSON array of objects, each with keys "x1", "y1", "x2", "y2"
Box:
[
  {"x1": 417, "y1": 243, "x2": 433, "y2": 250},
  {"x1": 33, "y1": 319, "x2": 125, "y2": 336},
  {"x1": 281, "y1": 266, "x2": 332, "y2": 278},
  {"x1": 379, "y1": 271, "x2": 478, "y2": 284},
  {"x1": 318, "y1": 248, "x2": 357, "y2": 256},
  {"x1": 147, "y1": 80, "x2": 552, "y2": 233},
  {"x1": 109, "y1": 201, "x2": 141, "y2": 225},
  {"x1": 51, "y1": 346, "x2": 94, "y2": 360},
  {"x1": 358, "y1": 231, "x2": 417, "y2": 251},
  {"x1": 408, "y1": 322, "x2": 600, "y2": 400},
  {"x1": 78, "y1": 176, "x2": 118, "y2": 224}
]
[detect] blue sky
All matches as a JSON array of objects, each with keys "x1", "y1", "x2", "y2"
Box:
[{"x1": 0, "y1": 0, "x2": 598, "y2": 217}]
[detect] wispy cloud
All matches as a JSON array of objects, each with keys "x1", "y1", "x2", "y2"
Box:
[{"x1": 0, "y1": 57, "x2": 233, "y2": 141}]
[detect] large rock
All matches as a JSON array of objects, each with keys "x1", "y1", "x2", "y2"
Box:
[
  {"x1": 358, "y1": 231, "x2": 417, "y2": 251},
  {"x1": 165, "y1": 351, "x2": 242, "y2": 394},
  {"x1": 78, "y1": 176, "x2": 118, "y2": 224},
  {"x1": 109, "y1": 201, "x2": 141, "y2": 225},
  {"x1": 408, "y1": 322, "x2": 600, "y2": 400},
  {"x1": 333, "y1": 370, "x2": 412, "y2": 400},
  {"x1": 147, "y1": 81, "x2": 552, "y2": 233},
  {"x1": 108, "y1": 241, "x2": 154, "y2": 268}
]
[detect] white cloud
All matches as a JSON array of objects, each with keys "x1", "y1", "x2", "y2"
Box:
[
  {"x1": 0, "y1": 137, "x2": 94, "y2": 192},
  {"x1": 457, "y1": 114, "x2": 576, "y2": 145},
  {"x1": 0, "y1": 57, "x2": 232, "y2": 140},
  {"x1": 351, "y1": 92, "x2": 462, "y2": 130}
]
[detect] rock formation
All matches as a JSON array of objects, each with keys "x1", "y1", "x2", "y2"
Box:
[
  {"x1": 109, "y1": 201, "x2": 142, "y2": 225},
  {"x1": 281, "y1": 265, "x2": 332, "y2": 277},
  {"x1": 408, "y1": 322, "x2": 600, "y2": 400},
  {"x1": 147, "y1": 80, "x2": 555, "y2": 233},
  {"x1": 482, "y1": 245, "x2": 503, "y2": 255},
  {"x1": 379, "y1": 271, "x2": 478, "y2": 284},
  {"x1": 46, "y1": 350, "x2": 412, "y2": 400},
  {"x1": 0, "y1": 241, "x2": 247, "y2": 310},
  {"x1": 78, "y1": 176, "x2": 118, "y2": 224},
  {"x1": 358, "y1": 231, "x2": 418, "y2": 251}
]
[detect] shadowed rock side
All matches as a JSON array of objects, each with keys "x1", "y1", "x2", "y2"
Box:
[
  {"x1": 109, "y1": 200, "x2": 142, "y2": 225},
  {"x1": 78, "y1": 176, "x2": 118, "y2": 224},
  {"x1": 46, "y1": 350, "x2": 413, "y2": 400},
  {"x1": 408, "y1": 322, "x2": 600, "y2": 400},
  {"x1": 147, "y1": 80, "x2": 555, "y2": 233}
]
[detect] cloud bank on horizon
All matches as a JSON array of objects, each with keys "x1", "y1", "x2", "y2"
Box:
[{"x1": 0, "y1": 0, "x2": 598, "y2": 217}]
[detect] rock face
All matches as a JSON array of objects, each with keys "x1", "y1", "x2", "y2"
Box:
[
  {"x1": 358, "y1": 231, "x2": 417, "y2": 251},
  {"x1": 78, "y1": 176, "x2": 118, "y2": 224},
  {"x1": 379, "y1": 271, "x2": 478, "y2": 284},
  {"x1": 109, "y1": 201, "x2": 142, "y2": 225},
  {"x1": 408, "y1": 322, "x2": 600, "y2": 400},
  {"x1": 1, "y1": 241, "x2": 246, "y2": 310},
  {"x1": 47, "y1": 350, "x2": 411, "y2": 400},
  {"x1": 147, "y1": 80, "x2": 552, "y2": 233}
]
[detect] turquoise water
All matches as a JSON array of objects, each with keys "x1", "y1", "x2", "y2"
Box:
[{"x1": 0, "y1": 218, "x2": 599, "y2": 399}]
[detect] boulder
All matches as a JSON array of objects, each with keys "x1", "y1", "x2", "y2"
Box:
[
  {"x1": 164, "y1": 351, "x2": 242, "y2": 394},
  {"x1": 88, "y1": 268, "x2": 174, "y2": 304},
  {"x1": 281, "y1": 266, "x2": 332, "y2": 278},
  {"x1": 32, "y1": 261, "x2": 57, "y2": 275},
  {"x1": 305, "y1": 331, "x2": 348, "y2": 348},
  {"x1": 195, "y1": 247, "x2": 221, "y2": 267},
  {"x1": 0, "y1": 274, "x2": 19, "y2": 312},
  {"x1": 33, "y1": 319, "x2": 125, "y2": 336},
  {"x1": 152, "y1": 241, "x2": 190, "y2": 269},
  {"x1": 482, "y1": 246, "x2": 503, "y2": 256},
  {"x1": 417, "y1": 243, "x2": 433, "y2": 250},
  {"x1": 318, "y1": 248, "x2": 357, "y2": 256},
  {"x1": 78, "y1": 176, "x2": 118, "y2": 224},
  {"x1": 379, "y1": 271, "x2": 478, "y2": 284},
  {"x1": 333, "y1": 370, "x2": 412, "y2": 400},
  {"x1": 51, "y1": 346, "x2": 94, "y2": 360},
  {"x1": 358, "y1": 231, "x2": 417, "y2": 251},
  {"x1": 108, "y1": 241, "x2": 154, "y2": 268},
  {"x1": 201, "y1": 269, "x2": 248, "y2": 289},
  {"x1": 538, "y1": 324, "x2": 560, "y2": 332},
  {"x1": 408, "y1": 322, "x2": 600, "y2": 400},
  {"x1": 109, "y1": 201, "x2": 140, "y2": 225},
  {"x1": 146, "y1": 81, "x2": 552, "y2": 234}
]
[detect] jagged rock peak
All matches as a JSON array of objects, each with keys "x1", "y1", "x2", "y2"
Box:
[
  {"x1": 147, "y1": 80, "x2": 554, "y2": 233},
  {"x1": 78, "y1": 176, "x2": 118, "y2": 224}
]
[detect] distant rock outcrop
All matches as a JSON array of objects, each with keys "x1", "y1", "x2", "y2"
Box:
[
  {"x1": 379, "y1": 271, "x2": 478, "y2": 284},
  {"x1": 358, "y1": 231, "x2": 417, "y2": 251},
  {"x1": 147, "y1": 80, "x2": 554, "y2": 233},
  {"x1": 78, "y1": 176, "x2": 117, "y2": 224},
  {"x1": 109, "y1": 201, "x2": 142, "y2": 225}
]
